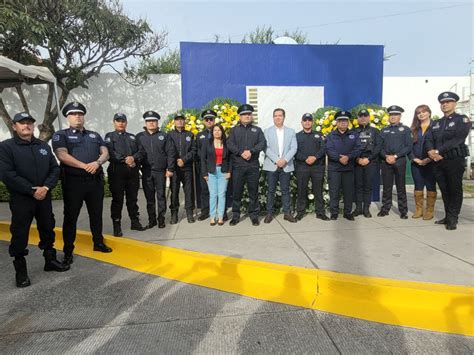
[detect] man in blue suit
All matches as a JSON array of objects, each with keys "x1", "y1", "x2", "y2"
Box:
[{"x1": 263, "y1": 108, "x2": 298, "y2": 223}]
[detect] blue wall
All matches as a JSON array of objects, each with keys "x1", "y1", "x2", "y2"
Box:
[{"x1": 180, "y1": 42, "x2": 384, "y2": 109}]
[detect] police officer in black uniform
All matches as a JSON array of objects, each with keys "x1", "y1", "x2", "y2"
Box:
[
  {"x1": 294, "y1": 113, "x2": 328, "y2": 221},
  {"x1": 227, "y1": 104, "x2": 266, "y2": 226},
  {"x1": 53, "y1": 102, "x2": 112, "y2": 266},
  {"x1": 426, "y1": 92, "x2": 471, "y2": 230},
  {"x1": 0, "y1": 113, "x2": 69, "y2": 287},
  {"x1": 353, "y1": 109, "x2": 382, "y2": 218},
  {"x1": 195, "y1": 110, "x2": 216, "y2": 220},
  {"x1": 326, "y1": 111, "x2": 362, "y2": 220},
  {"x1": 105, "y1": 113, "x2": 146, "y2": 237},
  {"x1": 136, "y1": 111, "x2": 176, "y2": 229},
  {"x1": 378, "y1": 105, "x2": 413, "y2": 219},
  {"x1": 168, "y1": 114, "x2": 196, "y2": 224}
]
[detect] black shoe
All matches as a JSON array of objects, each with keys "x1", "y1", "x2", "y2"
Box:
[
  {"x1": 170, "y1": 212, "x2": 178, "y2": 225},
  {"x1": 93, "y1": 243, "x2": 112, "y2": 253},
  {"x1": 229, "y1": 218, "x2": 239, "y2": 226},
  {"x1": 63, "y1": 253, "x2": 74, "y2": 266},
  {"x1": 198, "y1": 212, "x2": 209, "y2": 221},
  {"x1": 186, "y1": 211, "x2": 195, "y2": 223},
  {"x1": 131, "y1": 219, "x2": 146, "y2": 231},
  {"x1": 251, "y1": 218, "x2": 260, "y2": 226},
  {"x1": 146, "y1": 221, "x2": 157, "y2": 229},
  {"x1": 223, "y1": 212, "x2": 229, "y2": 221},
  {"x1": 13, "y1": 257, "x2": 31, "y2": 288},
  {"x1": 316, "y1": 214, "x2": 329, "y2": 221},
  {"x1": 400, "y1": 214, "x2": 408, "y2": 220},
  {"x1": 377, "y1": 210, "x2": 388, "y2": 217},
  {"x1": 112, "y1": 220, "x2": 123, "y2": 237},
  {"x1": 343, "y1": 213, "x2": 354, "y2": 221},
  {"x1": 435, "y1": 218, "x2": 447, "y2": 225},
  {"x1": 264, "y1": 214, "x2": 273, "y2": 224},
  {"x1": 296, "y1": 213, "x2": 305, "y2": 221},
  {"x1": 363, "y1": 210, "x2": 372, "y2": 218},
  {"x1": 352, "y1": 208, "x2": 363, "y2": 217},
  {"x1": 158, "y1": 217, "x2": 165, "y2": 229},
  {"x1": 43, "y1": 249, "x2": 70, "y2": 272},
  {"x1": 330, "y1": 214, "x2": 338, "y2": 220},
  {"x1": 284, "y1": 214, "x2": 297, "y2": 223},
  {"x1": 446, "y1": 222, "x2": 457, "y2": 230}
]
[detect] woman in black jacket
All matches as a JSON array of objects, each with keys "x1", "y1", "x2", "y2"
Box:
[{"x1": 201, "y1": 124, "x2": 231, "y2": 225}]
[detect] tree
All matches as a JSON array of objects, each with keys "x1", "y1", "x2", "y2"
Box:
[
  {"x1": 0, "y1": 0, "x2": 166, "y2": 141},
  {"x1": 124, "y1": 49, "x2": 180, "y2": 84}
]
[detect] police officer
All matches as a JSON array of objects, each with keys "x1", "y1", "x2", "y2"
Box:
[
  {"x1": 53, "y1": 102, "x2": 112, "y2": 266},
  {"x1": 326, "y1": 111, "x2": 362, "y2": 220},
  {"x1": 294, "y1": 113, "x2": 328, "y2": 221},
  {"x1": 353, "y1": 109, "x2": 382, "y2": 218},
  {"x1": 105, "y1": 113, "x2": 146, "y2": 237},
  {"x1": 136, "y1": 111, "x2": 176, "y2": 229},
  {"x1": 227, "y1": 104, "x2": 266, "y2": 226},
  {"x1": 168, "y1": 114, "x2": 196, "y2": 224},
  {"x1": 195, "y1": 110, "x2": 215, "y2": 220},
  {"x1": 378, "y1": 105, "x2": 413, "y2": 219},
  {"x1": 426, "y1": 92, "x2": 471, "y2": 230},
  {"x1": 0, "y1": 113, "x2": 69, "y2": 287}
]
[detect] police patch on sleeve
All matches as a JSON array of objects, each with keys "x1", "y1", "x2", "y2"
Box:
[
  {"x1": 463, "y1": 116, "x2": 470, "y2": 123},
  {"x1": 53, "y1": 134, "x2": 60, "y2": 142},
  {"x1": 105, "y1": 137, "x2": 111, "y2": 143}
]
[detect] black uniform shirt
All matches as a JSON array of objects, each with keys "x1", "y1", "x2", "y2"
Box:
[
  {"x1": 168, "y1": 129, "x2": 196, "y2": 170},
  {"x1": 196, "y1": 128, "x2": 213, "y2": 161},
  {"x1": 52, "y1": 128, "x2": 106, "y2": 176},
  {"x1": 104, "y1": 131, "x2": 144, "y2": 165},
  {"x1": 227, "y1": 123, "x2": 266, "y2": 167},
  {"x1": 0, "y1": 136, "x2": 60, "y2": 196},
  {"x1": 425, "y1": 113, "x2": 471, "y2": 155},
  {"x1": 380, "y1": 123, "x2": 412, "y2": 159},
  {"x1": 136, "y1": 129, "x2": 176, "y2": 172},
  {"x1": 294, "y1": 130, "x2": 326, "y2": 171},
  {"x1": 353, "y1": 125, "x2": 382, "y2": 160}
]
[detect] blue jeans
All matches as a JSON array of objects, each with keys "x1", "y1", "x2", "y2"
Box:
[
  {"x1": 266, "y1": 169, "x2": 291, "y2": 214},
  {"x1": 208, "y1": 167, "x2": 229, "y2": 220},
  {"x1": 411, "y1": 163, "x2": 436, "y2": 192}
]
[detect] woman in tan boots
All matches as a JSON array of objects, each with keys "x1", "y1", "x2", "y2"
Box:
[{"x1": 409, "y1": 105, "x2": 437, "y2": 219}]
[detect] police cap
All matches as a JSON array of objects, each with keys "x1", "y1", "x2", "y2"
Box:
[
  {"x1": 358, "y1": 109, "x2": 369, "y2": 117},
  {"x1": 438, "y1": 91, "x2": 459, "y2": 103},
  {"x1": 143, "y1": 111, "x2": 160, "y2": 120},
  {"x1": 62, "y1": 102, "x2": 86, "y2": 117},
  {"x1": 174, "y1": 113, "x2": 186, "y2": 120},
  {"x1": 237, "y1": 104, "x2": 254, "y2": 115},
  {"x1": 13, "y1": 112, "x2": 36, "y2": 123},
  {"x1": 113, "y1": 113, "x2": 127, "y2": 121},
  {"x1": 201, "y1": 110, "x2": 217, "y2": 120},
  {"x1": 334, "y1": 111, "x2": 351, "y2": 120},
  {"x1": 387, "y1": 105, "x2": 404, "y2": 115}
]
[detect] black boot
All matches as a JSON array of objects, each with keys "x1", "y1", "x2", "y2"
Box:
[
  {"x1": 44, "y1": 249, "x2": 70, "y2": 272},
  {"x1": 63, "y1": 253, "x2": 74, "y2": 266},
  {"x1": 352, "y1": 204, "x2": 363, "y2": 217},
  {"x1": 223, "y1": 210, "x2": 229, "y2": 221},
  {"x1": 113, "y1": 220, "x2": 123, "y2": 237},
  {"x1": 170, "y1": 212, "x2": 178, "y2": 225},
  {"x1": 198, "y1": 209, "x2": 209, "y2": 221},
  {"x1": 146, "y1": 220, "x2": 157, "y2": 229},
  {"x1": 158, "y1": 216, "x2": 166, "y2": 228},
  {"x1": 186, "y1": 210, "x2": 195, "y2": 223},
  {"x1": 13, "y1": 257, "x2": 31, "y2": 288},
  {"x1": 131, "y1": 218, "x2": 146, "y2": 231}
]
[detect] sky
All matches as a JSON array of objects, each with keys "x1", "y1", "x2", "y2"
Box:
[{"x1": 120, "y1": 0, "x2": 473, "y2": 77}]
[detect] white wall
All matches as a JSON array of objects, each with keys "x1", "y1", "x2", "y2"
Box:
[
  {"x1": 0, "y1": 73, "x2": 182, "y2": 141},
  {"x1": 382, "y1": 76, "x2": 471, "y2": 126}
]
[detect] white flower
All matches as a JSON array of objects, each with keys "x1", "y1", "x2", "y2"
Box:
[
  {"x1": 213, "y1": 105, "x2": 219, "y2": 110},
  {"x1": 374, "y1": 118, "x2": 379, "y2": 123},
  {"x1": 308, "y1": 194, "x2": 314, "y2": 200},
  {"x1": 332, "y1": 120, "x2": 337, "y2": 126},
  {"x1": 196, "y1": 119, "x2": 201, "y2": 124},
  {"x1": 221, "y1": 105, "x2": 226, "y2": 110},
  {"x1": 370, "y1": 123, "x2": 376, "y2": 127},
  {"x1": 217, "y1": 111, "x2": 222, "y2": 116},
  {"x1": 319, "y1": 119, "x2": 324, "y2": 125},
  {"x1": 215, "y1": 118, "x2": 221, "y2": 123},
  {"x1": 316, "y1": 126, "x2": 321, "y2": 132}
]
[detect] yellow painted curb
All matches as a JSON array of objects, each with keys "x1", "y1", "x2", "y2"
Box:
[{"x1": 0, "y1": 222, "x2": 472, "y2": 336}]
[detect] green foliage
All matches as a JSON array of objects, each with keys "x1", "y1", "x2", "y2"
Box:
[
  {"x1": 313, "y1": 106, "x2": 341, "y2": 119},
  {"x1": 161, "y1": 108, "x2": 200, "y2": 132},
  {"x1": 124, "y1": 49, "x2": 181, "y2": 83},
  {"x1": 350, "y1": 103, "x2": 386, "y2": 118},
  {"x1": 202, "y1": 98, "x2": 241, "y2": 111}
]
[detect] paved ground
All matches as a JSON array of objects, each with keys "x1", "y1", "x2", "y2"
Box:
[
  {"x1": 1, "y1": 242, "x2": 473, "y2": 354},
  {"x1": 2, "y1": 188, "x2": 470, "y2": 285}
]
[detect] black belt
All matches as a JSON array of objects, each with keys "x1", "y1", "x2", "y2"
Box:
[{"x1": 65, "y1": 174, "x2": 102, "y2": 181}]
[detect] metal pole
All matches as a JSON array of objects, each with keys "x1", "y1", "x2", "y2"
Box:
[
  {"x1": 466, "y1": 70, "x2": 473, "y2": 179},
  {"x1": 53, "y1": 82, "x2": 62, "y2": 130}
]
